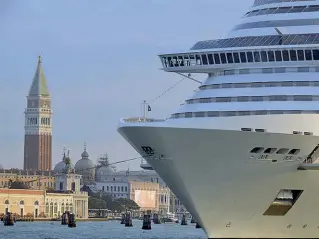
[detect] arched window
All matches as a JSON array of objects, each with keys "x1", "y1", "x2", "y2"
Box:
[
  {"x1": 54, "y1": 203, "x2": 57, "y2": 213},
  {"x1": 20, "y1": 200, "x2": 24, "y2": 205},
  {"x1": 34, "y1": 201, "x2": 39, "y2": 205},
  {"x1": 5, "y1": 200, "x2": 9, "y2": 205}
]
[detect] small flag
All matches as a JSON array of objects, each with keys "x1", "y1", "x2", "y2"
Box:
[{"x1": 148, "y1": 105, "x2": 152, "y2": 112}]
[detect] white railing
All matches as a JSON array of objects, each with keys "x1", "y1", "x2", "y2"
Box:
[{"x1": 123, "y1": 117, "x2": 166, "y2": 123}]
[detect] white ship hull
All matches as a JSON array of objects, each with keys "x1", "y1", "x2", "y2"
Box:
[{"x1": 118, "y1": 117, "x2": 319, "y2": 238}]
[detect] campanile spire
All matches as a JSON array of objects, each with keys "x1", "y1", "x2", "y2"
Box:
[{"x1": 24, "y1": 56, "x2": 53, "y2": 171}]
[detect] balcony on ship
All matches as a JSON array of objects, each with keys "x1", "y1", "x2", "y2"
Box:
[{"x1": 140, "y1": 159, "x2": 154, "y2": 170}]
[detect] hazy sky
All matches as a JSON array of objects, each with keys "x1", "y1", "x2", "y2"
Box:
[{"x1": 0, "y1": 0, "x2": 253, "y2": 170}]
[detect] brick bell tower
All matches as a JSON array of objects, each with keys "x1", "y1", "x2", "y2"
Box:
[{"x1": 24, "y1": 56, "x2": 53, "y2": 171}]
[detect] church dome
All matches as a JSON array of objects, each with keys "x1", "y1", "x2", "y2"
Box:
[
  {"x1": 75, "y1": 146, "x2": 94, "y2": 172},
  {"x1": 96, "y1": 165, "x2": 114, "y2": 176},
  {"x1": 53, "y1": 158, "x2": 74, "y2": 173},
  {"x1": 54, "y1": 160, "x2": 74, "y2": 173},
  {"x1": 75, "y1": 158, "x2": 95, "y2": 171}
]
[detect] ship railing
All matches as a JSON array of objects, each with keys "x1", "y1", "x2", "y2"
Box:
[{"x1": 122, "y1": 117, "x2": 166, "y2": 123}]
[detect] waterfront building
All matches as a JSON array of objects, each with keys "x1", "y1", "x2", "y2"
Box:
[
  {"x1": 24, "y1": 56, "x2": 53, "y2": 171},
  {"x1": 46, "y1": 152, "x2": 88, "y2": 218},
  {"x1": 0, "y1": 189, "x2": 45, "y2": 217},
  {"x1": 0, "y1": 169, "x2": 55, "y2": 190}
]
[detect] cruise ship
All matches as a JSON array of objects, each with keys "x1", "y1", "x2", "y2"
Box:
[{"x1": 118, "y1": 0, "x2": 319, "y2": 238}]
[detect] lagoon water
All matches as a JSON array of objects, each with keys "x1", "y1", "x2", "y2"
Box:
[{"x1": 0, "y1": 220, "x2": 207, "y2": 239}]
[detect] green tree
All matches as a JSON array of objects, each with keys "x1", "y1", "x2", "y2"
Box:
[
  {"x1": 116, "y1": 198, "x2": 140, "y2": 211},
  {"x1": 88, "y1": 197, "x2": 107, "y2": 209}
]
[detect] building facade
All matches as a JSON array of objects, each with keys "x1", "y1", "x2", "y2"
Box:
[
  {"x1": 24, "y1": 56, "x2": 53, "y2": 171},
  {"x1": 0, "y1": 170, "x2": 55, "y2": 190},
  {"x1": 0, "y1": 189, "x2": 45, "y2": 217},
  {"x1": 47, "y1": 156, "x2": 88, "y2": 218}
]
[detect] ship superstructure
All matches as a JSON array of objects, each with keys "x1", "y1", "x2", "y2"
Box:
[{"x1": 118, "y1": 0, "x2": 319, "y2": 238}]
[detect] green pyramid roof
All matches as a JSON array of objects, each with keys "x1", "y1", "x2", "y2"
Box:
[{"x1": 28, "y1": 56, "x2": 50, "y2": 97}]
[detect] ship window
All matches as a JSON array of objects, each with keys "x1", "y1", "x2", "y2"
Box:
[
  {"x1": 289, "y1": 6, "x2": 306, "y2": 13},
  {"x1": 275, "y1": 51, "x2": 282, "y2": 61},
  {"x1": 276, "y1": 148, "x2": 289, "y2": 155},
  {"x1": 195, "y1": 112, "x2": 205, "y2": 117},
  {"x1": 220, "y1": 53, "x2": 227, "y2": 64},
  {"x1": 241, "y1": 128, "x2": 252, "y2": 132},
  {"x1": 240, "y1": 52, "x2": 247, "y2": 63},
  {"x1": 195, "y1": 55, "x2": 201, "y2": 65},
  {"x1": 221, "y1": 83, "x2": 232, "y2": 88},
  {"x1": 270, "y1": 95, "x2": 287, "y2": 101},
  {"x1": 208, "y1": 54, "x2": 214, "y2": 64},
  {"x1": 262, "y1": 68, "x2": 273, "y2": 74},
  {"x1": 304, "y1": 5, "x2": 319, "y2": 12},
  {"x1": 298, "y1": 67, "x2": 310, "y2": 72},
  {"x1": 237, "y1": 96, "x2": 249, "y2": 102},
  {"x1": 297, "y1": 50, "x2": 305, "y2": 61},
  {"x1": 233, "y1": 52, "x2": 240, "y2": 63},
  {"x1": 293, "y1": 95, "x2": 312, "y2": 101},
  {"x1": 268, "y1": 51, "x2": 275, "y2": 62},
  {"x1": 185, "y1": 112, "x2": 192, "y2": 118},
  {"x1": 313, "y1": 50, "x2": 319, "y2": 60},
  {"x1": 213, "y1": 54, "x2": 221, "y2": 64},
  {"x1": 305, "y1": 50, "x2": 312, "y2": 60},
  {"x1": 207, "y1": 111, "x2": 219, "y2": 117},
  {"x1": 290, "y1": 50, "x2": 297, "y2": 61},
  {"x1": 247, "y1": 52, "x2": 254, "y2": 62},
  {"x1": 226, "y1": 53, "x2": 234, "y2": 63},
  {"x1": 255, "y1": 129, "x2": 266, "y2": 132},
  {"x1": 304, "y1": 132, "x2": 313, "y2": 136},
  {"x1": 251, "y1": 96, "x2": 263, "y2": 101},
  {"x1": 274, "y1": 7, "x2": 291, "y2": 13},
  {"x1": 239, "y1": 69, "x2": 249, "y2": 74},
  {"x1": 201, "y1": 54, "x2": 208, "y2": 65},
  {"x1": 288, "y1": 149, "x2": 300, "y2": 155},
  {"x1": 282, "y1": 81, "x2": 293, "y2": 86},
  {"x1": 295, "y1": 81, "x2": 309, "y2": 86},
  {"x1": 264, "y1": 148, "x2": 277, "y2": 154},
  {"x1": 261, "y1": 51, "x2": 268, "y2": 62},
  {"x1": 254, "y1": 51, "x2": 261, "y2": 62},
  {"x1": 251, "y1": 82, "x2": 263, "y2": 87},
  {"x1": 282, "y1": 50, "x2": 289, "y2": 61},
  {"x1": 238, "y1": 111, "x2": 250, "y2": 116}
]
